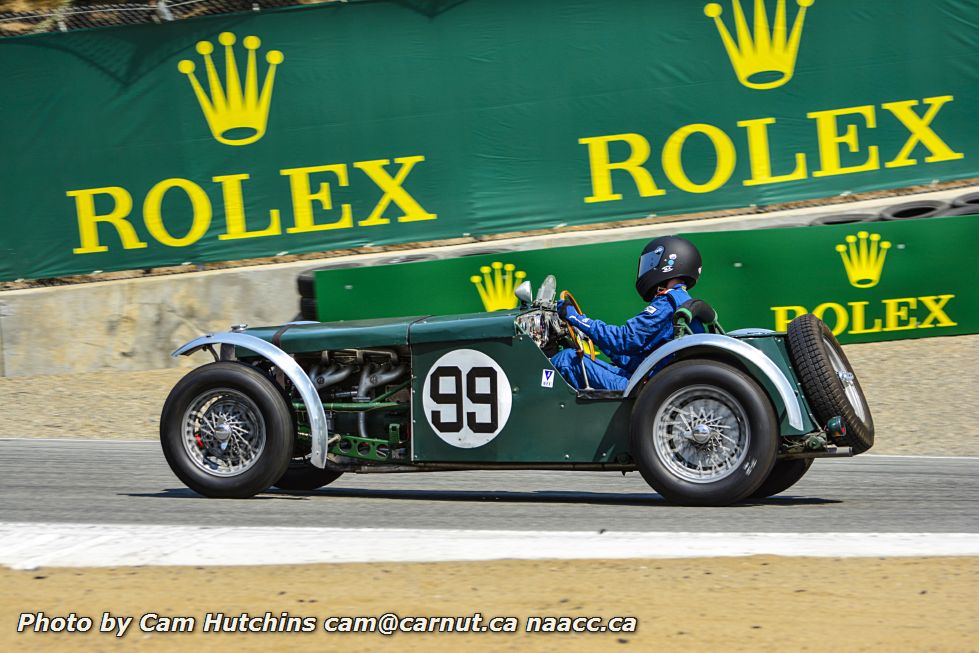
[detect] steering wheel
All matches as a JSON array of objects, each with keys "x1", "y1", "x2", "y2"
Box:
[{"x1": 559, "y1": 290, "x2": 597, "y2": 361}]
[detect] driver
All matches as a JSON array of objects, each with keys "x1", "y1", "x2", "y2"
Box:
[{"x1": 551, "y1": 236, "x2": 706, "y2": 391}]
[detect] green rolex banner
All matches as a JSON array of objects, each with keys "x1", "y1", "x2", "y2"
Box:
[
  {"x1": 1, "y1": 0, "x2": 978, "y2": 280},
  {"x1": 313, "y1": 215, "x2": 979, "y2": 345}
]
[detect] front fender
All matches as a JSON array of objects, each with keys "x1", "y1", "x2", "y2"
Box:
[
  {"x1": 172, "y1": 332, "x2": 329, "y2": 469},
  {"x1": 622, "y1": 334, "x2": 805, "y2": 431}
]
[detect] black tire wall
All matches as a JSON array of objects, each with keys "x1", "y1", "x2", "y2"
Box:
[{"x1": 786, "y1": 314, "x2": 875, "y2": 453}]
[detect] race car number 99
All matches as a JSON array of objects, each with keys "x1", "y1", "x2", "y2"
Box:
[{"x1": 421, "y1": 349, "x2": 513, "y2": 448}]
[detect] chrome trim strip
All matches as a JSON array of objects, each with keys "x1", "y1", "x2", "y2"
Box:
[
  {"x1": 622, "y1": 334, "x2": 804, "y2": 430},
  {"x1": 172, "y1": 332, "x2": 329, "y2": 469}
]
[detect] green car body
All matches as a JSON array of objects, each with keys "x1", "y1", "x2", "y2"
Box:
[
  {"x1": 173, "y1": 307, "x2": 826, "y2": 473},
  {"x1": 164, "y1": 275, "x2": 878, "y2": 505}
]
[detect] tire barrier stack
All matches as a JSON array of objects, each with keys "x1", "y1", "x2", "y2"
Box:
[
  {"x1": 808, "y1": 191, "x2": 979, "y2": 226},
  {"x1": 809, "y1": 213, "x2": 879, "y2": 226}
]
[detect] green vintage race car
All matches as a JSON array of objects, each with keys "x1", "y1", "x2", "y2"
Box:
[{"x1": 160, "y1": 276, "x2": 874, "y2": 506}]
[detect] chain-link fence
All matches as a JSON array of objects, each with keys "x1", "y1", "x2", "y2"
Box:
[{"x1": 0, "y1": 0, "x2": 334, "y2": 37}]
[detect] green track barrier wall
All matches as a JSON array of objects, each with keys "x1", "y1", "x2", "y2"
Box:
[
  {"x1": 1, "y1": 0, "x2": 978, "y2": 280},
  {"x1": 313, "y1": 215, "x2": 979, "y2": 345}
]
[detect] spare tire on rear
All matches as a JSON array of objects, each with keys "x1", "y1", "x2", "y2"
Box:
[{"x1": 786, "y1": 314, "x2": 874, "y2": 453}]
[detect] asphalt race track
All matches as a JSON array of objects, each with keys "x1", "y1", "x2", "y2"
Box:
[{"x1": 2, "y1": 439, "x2": 976, "y2": 534}]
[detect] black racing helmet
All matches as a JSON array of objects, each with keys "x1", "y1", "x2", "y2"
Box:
[{"x1": 636, "y1": 236, "x2": 702, "y2": 301}]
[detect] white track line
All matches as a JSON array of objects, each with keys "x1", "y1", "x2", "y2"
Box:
[
  {"x1": 0, "y1": 523, "x2": 975, "y2": 569},
  {"x1": 863, "y1": 454, "x2": 979, "y2": 460}
]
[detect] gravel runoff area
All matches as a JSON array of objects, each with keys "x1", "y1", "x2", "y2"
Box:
[
  {"x1": 0, "y1": 334, "x2": 975, "y2": 455},
  {"x1": 3, "y1": 557, "x2": 977, "y2": 652}
]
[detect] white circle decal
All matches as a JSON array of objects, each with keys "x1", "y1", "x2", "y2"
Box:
[{"x1": 421, "y1": 349, "x2": 513, "y2": 448}]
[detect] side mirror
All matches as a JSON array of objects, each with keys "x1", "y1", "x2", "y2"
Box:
[{"x1": 515, "y1": 280, "x2": 534, "y2": 307}]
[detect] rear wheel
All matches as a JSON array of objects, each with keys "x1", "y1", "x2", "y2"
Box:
[
  {"x1": 160, "y1": 362, "x2": 293, "y2": 498},
  {"x1": 749, "y1": 458, "x2": 813, "y2": 499},
  {"x1": 787, "y1": 314, "x2": 874, "y2": 453},
  {"x1": 630, "y1": 360, "x2": 778, "y2": 506}
]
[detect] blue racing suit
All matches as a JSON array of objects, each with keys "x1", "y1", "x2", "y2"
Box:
[{"x1": 550, "y1": 286, "x2": 704, "y2": 391}]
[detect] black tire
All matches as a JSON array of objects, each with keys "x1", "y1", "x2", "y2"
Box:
[
  {"x1": 749, "y1": 458, "x2": 813, "y2": 499},
  {"x1": 274, "y1": 459, "x2": 343, "y2": 491},
  {"x1": 299, "y1": 296, "x2": 318, "y2": 321},
  {"x1": 878, "y1": 200, "x2": 948, "y2": 221},
  {"x1": 630, "y1": 359, "x2": 779, "y2": 506},
  {"x1": 160, "y1": 362, "x2": 293, "y2": 498},
  {"x1": 297, "y1": 271, "x2": 316, "y2": 299},
  {"x1": 939, "y1": 205, "x2": 979, "y2": 217},
  {"x1": 786, "y1": 314, "x2": 874, "y2": 453},
  {"x1": 380, "y1": 253, "x2": 437, "y2": 265},
  {"x1": 952, "y1": 191, "x2": 979, "y2": 208},
  {"x1": 460, "y1": 247, "x2": 514, "y2": 256},
  {"x1": 809, "y1": 213, "x2": 876, "y2": 226}
]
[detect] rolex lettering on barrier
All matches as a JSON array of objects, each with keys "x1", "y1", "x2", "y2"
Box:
[
  {"x1": 580, "y1": 95, "x2": 964, "y2": 204},
  {"x1": 304, "y1": 214, "x2": 975, "y2": 345},
  {"x1": 770, "y1": 231, "x2": 957, "y2": 337},
  {"x1": 68, "y1": 32, "x2": 436, "y2": 255},
  {"x1": 579, "y1": 0, "x2": 964, "y2": 204},
  {"x1": 2, "y1": 0, "x2": 977, "y2": 282},
  {"x1": 69, "y1": 157, "x2": 436, "y2": 253}
]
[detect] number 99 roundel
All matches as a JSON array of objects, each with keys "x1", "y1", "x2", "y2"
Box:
[{"x1": 421, "y1": 349, "x2": 513, "y2": 448}]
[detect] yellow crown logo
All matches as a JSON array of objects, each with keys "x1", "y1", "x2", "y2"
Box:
[
  {"x1": 470, "y1": 262, "x2": 527, "y2": 312},
  {"x1": 178, "y1": 32, "x2": 283, "y2": 146},
  {"x1": 835, "y1": 231, "x2": 891, "y2": 289},
  {"x1": 704, "y1": 0, "x2": 813, "y2": 90}
]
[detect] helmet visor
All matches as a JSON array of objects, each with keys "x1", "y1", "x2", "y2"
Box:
[{"x1": 637, "y1": 246, "x2": 665, "y2": 278}]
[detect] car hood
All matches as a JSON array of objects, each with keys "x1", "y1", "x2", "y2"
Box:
[{"x1": 245, "y1": 310, "x2": 523, "y2": 353}]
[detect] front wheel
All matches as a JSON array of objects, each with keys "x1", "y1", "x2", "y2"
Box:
[
  {"x1": 630, "y1": 359, "x2": 778, "y2": 506},
  {"x1": 160, "y1": 362, "x2": 293, "y2": 498}
]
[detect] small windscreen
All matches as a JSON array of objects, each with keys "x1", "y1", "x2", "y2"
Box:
[
  {"x1": 536, "y1": 274, "x2": 557, "y2": 305},
  {"x1": 637, "y1": 246, "x2": 665, "y2": 277}
]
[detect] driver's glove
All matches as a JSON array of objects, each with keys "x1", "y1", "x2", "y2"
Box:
[{"x1": 557, "y1": 300, "x2": 580, "y2": 322}]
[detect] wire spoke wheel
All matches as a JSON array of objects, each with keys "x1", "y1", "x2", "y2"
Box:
[
  {"x1": 161, "y1": 362, "x2": 293, "y2": 498},
  {"x1": 630, "y1": 359, "x2": 777, "y2": 506},
  {"x1": 652, "y1": 385, "x2": 749, "y2": 484},
  {"x1": 182, "y1": 388, "x2": 266, "y2": 477}
]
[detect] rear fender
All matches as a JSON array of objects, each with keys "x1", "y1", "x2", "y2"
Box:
[
  {"x1": 622, "y1": 334, "x2": 805, "y2": 431},
  {"x1": 172, "y1": 332, "x2": 329, "y2": 469}
]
